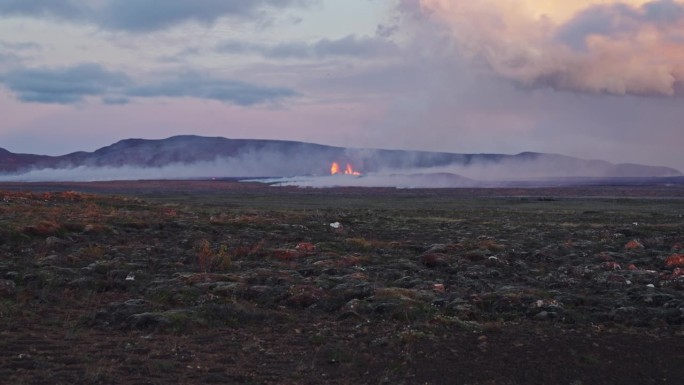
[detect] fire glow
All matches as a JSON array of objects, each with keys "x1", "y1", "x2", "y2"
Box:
[{"x1": 330, "y1": 162, "x2": 361, "y2": 176}]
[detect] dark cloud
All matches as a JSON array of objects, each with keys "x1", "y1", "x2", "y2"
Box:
[
  {"x1": 127, "y1": 71, "x2": 297, "y2": 105},
  {"x1": 0, "y1": 0, "x2": 87, "y2": 20},
  {"x1": 556, "y1": 0, "x2": 684, "y2": 50},
  {"x1": 376, "y1": 24, "x2": 399, "y2": 38},
  {"x1": 97, "y1": 0, "x2": 313, "y2": 32},
  {"x1": 0, "y1": 0, "x2": 314, "y2": 32},
  {"x1": 0, "y1": 48, "x2": 19, "y2": 65},
  {"x1": 101, "y1": 96, "x2": 130, "y2": 105},
  {"x1": 0, "y1": 41, "x2": 41, "y2": 51},
  {"x1": 0, "y1": 63, "x2": 129, "y2": 104},
  {"x1": 0, "y1": 41, "x2": 41, "y2": 65},
  {"x1": 555, "y1": 4, "x2": 638, "y2": 50},
  {"x1": 313, "y1": 35, "x2": 398, "y2": 58},
  {"x1": 266, "y1": 41, "x2": 313, "y2": 59},
  {"x1": 642, "y1": 0, "x2": 684, "y2": 23},
  {"x1": 217, "y1": 35, "x2": 399, "y2": 59},
  {"x1": 0, "y1": 64, "x2": 297, "y2": 105},
  {"x1": 214, "y1": 40, "x2": 253, "y2": 55}
]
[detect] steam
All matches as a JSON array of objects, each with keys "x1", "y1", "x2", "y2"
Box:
[
  {"x1": 402, "y1": 157, "x2": 621, "y2": 181},
  {"x1": 1, "y1": 143, "x2": 679, "y2": 184},
  {"x1": 249, "y1": 152, "x2": 681, "y2": 188},
  {"x1": 0, "y1": 153, "x2": 328, "y2": 182},
  {"x1": 407, "y1": 0, "x2": 684, "y2": 96},
  {"x1": 0, "y1": 164, "x2": 223, "y2": 182},
  {"x1": 256, "y1": 173, "x2": 478, "y2": 189}
]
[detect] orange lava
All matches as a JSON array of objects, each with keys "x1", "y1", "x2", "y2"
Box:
[{"x1": 330, "y1": 162, "x2": 361, "y2": 176}]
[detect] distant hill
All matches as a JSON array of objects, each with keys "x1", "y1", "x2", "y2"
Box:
[{"x1": 0, "y1": 135, "x2": 681, "y2": 181}]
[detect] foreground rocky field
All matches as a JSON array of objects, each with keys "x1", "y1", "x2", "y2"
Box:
[{"x1": 1, "y1": 181, "x2": 683, "y2": 384}]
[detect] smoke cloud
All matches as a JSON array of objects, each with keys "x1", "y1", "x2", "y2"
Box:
[
  {"x1": 3, "y1": 154, "x2": 679, "y2": 187},
  {"x1": 406, "y1": 0, "x2": 684, "y2": 96},
  {"x1": 0, "y1": 152, "x2": 327, "y2": 182},
  {"x1": 259, "y1": 172, "x2": 479, "y2": 189}
]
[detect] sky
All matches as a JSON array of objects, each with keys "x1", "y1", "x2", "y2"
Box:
[{"x1": 0, "y1": 0, "x2": 683, "y2": 171}]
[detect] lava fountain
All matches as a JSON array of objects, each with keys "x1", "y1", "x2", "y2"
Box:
[{"x1": 330, "y1": 162, "x2": 361, "y2": 176}]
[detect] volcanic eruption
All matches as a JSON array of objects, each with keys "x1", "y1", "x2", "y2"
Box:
[{"x1": 330, "y1": 162, "x2": 361, "y2": 176}]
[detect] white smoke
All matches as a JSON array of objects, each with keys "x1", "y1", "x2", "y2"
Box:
[
  {"x1": 1, "y1": 139, "x2": 679, "y2": 185},
  {"x1": 0, "y1": 153, "x2": 320, "y2": 182},
  {"x1": 254, "y1": 172, "x2": 478, "y2": 188}
]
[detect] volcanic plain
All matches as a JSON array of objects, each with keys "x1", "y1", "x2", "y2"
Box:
[{"x1": 1, "y1": 180, "x2": 683, "y2": 384}]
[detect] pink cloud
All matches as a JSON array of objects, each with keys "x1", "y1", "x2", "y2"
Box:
[{"x1": 410, "y1": 0, "x2": 684, "y2": 96}]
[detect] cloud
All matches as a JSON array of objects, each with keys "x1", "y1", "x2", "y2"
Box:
[
  {"x1": 404, "y1": 0, "x2": 684, "y2": 96},
  {"x1": 555, "y1": 4, "x2": 641, "y2": 50},
  {"x1": 555, "y1": 1, "x2": 684, "y2": 50},
  {"x1": 97, "y1": 0, "x2": 313, "y2": 32},
  {"x1": 0, "y1": 50, "x2": 19, "y2": 66},
  {"x1": 0, "y1": 0, "x2": 87, "y2": 20},
  {"x1": 127, "y1": 71, "x2": 297, "y2": 106},
  {"x1": 0, "y1": 63, "x2": 129, "y2": 104},
  {"x1": 643, "y1": 0, "x2": 684, "y2": 22},
  {"x1": 101, "y1": 96, "x2": 130, "y2": 105},
  {"x1": 217, "y1": 35, "x2": 399, "y2": 59},
  {"x1": 0, "y1": 64, "x2": 297, "y2": 105},
  {"x1": 0, "y1": 41, "x2": 41, "y2": 52},
  {"x1": 0, "y1": 0, "x2": 314, "y2": 32},
  {"x1": 0, "y1": 40, "x2": 41, "y2": 66},
  {"x1": 312, "y1": 35, "x2": 399, "y2": 58}
]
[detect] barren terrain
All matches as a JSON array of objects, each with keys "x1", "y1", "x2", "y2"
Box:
[{"x1": 1, "y1": 181, "x2": 683, "y2": 384}]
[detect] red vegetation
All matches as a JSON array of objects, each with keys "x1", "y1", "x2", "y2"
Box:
[
  {"x1": 624, "y1": 240, "x2": 644, "y2": 250},
  {"x1": 272, "y1": 249, "x2": 301, "y2": 261},
  {"x1": 295, "y1": 242, "x2": 316, "y2": 252},
  {"x1": 665, "y1": 254, "x2": 684, "y2": 268},
  {"x1": 335, "y1": 255, "x2": 368, "y2": 267},
  {"x1": 286, "y1": 285, "x2": 327, "y2": 308},
  {"x1": 23, "y1": 221, "x2": 62, "y2": 236}
]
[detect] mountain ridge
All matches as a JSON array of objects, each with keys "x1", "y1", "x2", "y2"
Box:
[{"x1": 0, "y1": 135, "x2": 681, "y2": 180}]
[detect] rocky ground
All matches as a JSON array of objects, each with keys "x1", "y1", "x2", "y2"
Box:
[{"x1": 0, "y1": 181, "x2": 683, "y2": 384}]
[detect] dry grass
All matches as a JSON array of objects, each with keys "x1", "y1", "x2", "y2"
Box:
[{"x1": 196, "y1": 239, "x2": 232, "y2": 273}]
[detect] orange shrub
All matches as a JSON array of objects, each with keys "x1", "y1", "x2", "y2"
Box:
[
  {"x1": 295, "y1": 242, "x2": 316, "y2": 252},
  {"x1": 624, "y1": 240, "x2": 644, "y2": 250},
  {"x1": 272, "y1": 249, "x2": 301, "y2": 261},
  {"x1": 665, "y1": 254, "x2": 684, "y2": 268},
  {"x1": 23, "y1": 221, "x2": 62, "y2": 236}
]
